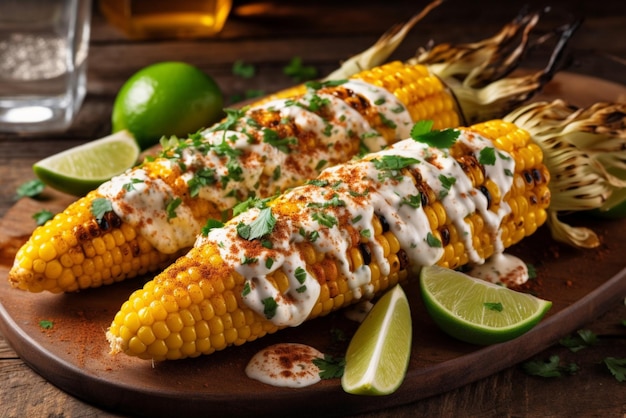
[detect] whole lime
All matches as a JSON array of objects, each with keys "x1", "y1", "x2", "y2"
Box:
[{"x1": 112, "y1": 61, "x2": 223, "y2": 149}]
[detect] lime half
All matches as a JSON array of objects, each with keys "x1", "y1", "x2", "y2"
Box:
[
  {"x1": 420, "y1": 265, "x2": 552, "y2": 345},
  {"x1": 112, "y1": 61, "x2": 223, "y2": 149},
  {"x1": 341, "y1": 284, "x2": 412, "y2": 396},
  {"x1": 33, "y1": 130, "x2": 140, "y2": 196}
]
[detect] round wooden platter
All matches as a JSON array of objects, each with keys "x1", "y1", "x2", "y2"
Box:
[{"x1": 1, "y1": 73, "x2": 625, "y2": 418}]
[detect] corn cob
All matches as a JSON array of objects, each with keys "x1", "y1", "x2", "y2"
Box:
[
  {"x1": 106, "y1": 119, "x2": 551, "y2": 360},
  {"x1": 9, "y1": 12, "x2": 573, "y2": 294}
]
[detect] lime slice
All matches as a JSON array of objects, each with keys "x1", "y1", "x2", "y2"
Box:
[
  {"x1": 341, "y1": 284, "x2": 412, "y2": 396},
  {"x1": 33, "y1": 130, "x2": 140, "y2": 196},
  {"x1": 419, "y1": 265, "x2": 552, "y2": 345}
]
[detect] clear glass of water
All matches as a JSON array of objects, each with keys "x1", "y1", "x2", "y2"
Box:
[{"x1": 0, "y1": 0, "x2": 91, "y2": 133}]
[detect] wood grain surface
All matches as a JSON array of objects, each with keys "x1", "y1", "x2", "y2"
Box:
[{"x1": 1, "y1": 1, "x2": 625, "y2": 417}]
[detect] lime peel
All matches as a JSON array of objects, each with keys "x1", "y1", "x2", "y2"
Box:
[
  {"x1": 341, "y1": 284, "x2": 412, "y2": 396},
  {"x1": 33, "y1": 130, "x2": 140, "y2": 196},
  {"x1": 420, "y1": 265, "x2": 552, "y2": 345}
]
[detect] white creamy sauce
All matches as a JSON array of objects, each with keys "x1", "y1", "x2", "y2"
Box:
[
  {"x1": 468, "y1": 252, "x2": 529, "y2": 286},
  {"x1": 98, "y1": 167, "x2": 203, "y2": 254},
  {"x1": 97, "y1": 79, "x2": 412, "y2": 256},
  {"x1": 245, "y1": 343, "x2": 324, "y2": 388},
  {"x1": 200, "y1": 130, "x2": 518, "y2": 327}
]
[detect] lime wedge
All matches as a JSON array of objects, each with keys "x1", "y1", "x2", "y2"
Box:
[
  {"x1": 341, "y1": 284, "x2": 412, "y2": 396},
  {"x1": 33, "y1": 130, "x2": 140, "y2": 196},
  {"x1": 419, "y1": 265, "x2": 552, "y2": 345}
]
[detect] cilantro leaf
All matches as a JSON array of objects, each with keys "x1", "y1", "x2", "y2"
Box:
[
  {"x1": 232, "y1": 60, "x2": 255, "y2": 79},
  {"x1": 410, "y1": 120, "x2": 433, "y2": 137},
  {"x1": 478, "y1": 147, "x2": 496, "y2": 166},
  {"x1": 32, "y1": 209, "x2": 54, "y2": 226},
  {"x1": 16, "y1": 179, "x2": 45, "y2": 198},
  {"x1": 295, "y1": 266, "x2": 307, "y2": 284},
  {"x1": 603, "y1": 357, "x2": 626, "y2": 382},
  {"x1": 237, "y1": 207, "x2": 276, "y2": 240},
  {"x1": 91, "y1": 198, "x2": 113, "y2": 223},
  {"x1": 410, "y1": 120, "x2": 459, "y2": 148},
  {"x1": 426, "y1": 232, "x2": 442, "y2": 248},
  {"x1": 166, "y1": 197, "x2": 182, "y2": 220},
  {"x1": 312, "y1": 211, "x2": 338, "y2": 228},
  {"x1": 373, "y1": 155, "x2": 419, "y2": 171},
  {"x1": 283, "y1": 57, "x2": 318, "y2": 82},
  {"x1": 313, "y1": 354, "x2": 345, "y2": 379},
  {"x1": 201, "y1": 218, "x2": 224, "y2": 236},
  {"x1": 400, "y1": 193, "x2": 422, "y2": 208},
  {"x1": 262, "y1": 296, "x2": 278, "y2": 319},
  {"x1": 262, "y1": 128, "x2": 296, "y2": 153},
  {"x1": 187, "y1": 167, "x2": 217, "y2": 197},
  {"x1": 39, "y1": 320, "x2": 54, "y2": 330},
  {"x1": 522, "y1": 355, "x2": 579, "y2": 378},
  {"x1": 559, "y1": 329, "x2": 598, "y2": 352}
]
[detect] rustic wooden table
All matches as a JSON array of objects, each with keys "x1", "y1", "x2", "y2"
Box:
[{"x1": 1, "y1": 0, "x2": 625, "y2": 416}]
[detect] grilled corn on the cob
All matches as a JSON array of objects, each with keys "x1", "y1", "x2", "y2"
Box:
[
  {"x1": 107, "y1": 119, "x2": 551, "y2": 360},
  {"x1": 9, "y1": 13, "x2": 574, "y2": 293}
]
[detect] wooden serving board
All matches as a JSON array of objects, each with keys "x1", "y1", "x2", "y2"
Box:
[{"x1": 1, "y1": 74, "x2": 625, "y2": 418}]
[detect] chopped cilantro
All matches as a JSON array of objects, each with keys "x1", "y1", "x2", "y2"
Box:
[
  {"x1": 32, "y1": 209, "x2": 54, "y2": 226},
  {"x1": 201, "y1": 219, "x2": 224, "y2": 236},
  {"x1": 438, "y1": 174, "x2": 456, "y2": 199},
  {"x1": 262, "y1": 128, "x2": 296, "y2": 153},
  {"x1": 262, "y1": 296, "x2": 278, "y2": 319},
  {"x1": 232, "y1": 60, "x2": 255, "y2": 78},
  {"x1": 241, "y1": 255, "x2": 258, "y2": 265},
  {"x1": 312, "y1": 211, "x2": 338, "y2": 228},
  {"x1": 296, "y1": 285, "x2": 307, "y2": 293},
  {"x1": 208, "y1": 107, "x2": 247, "y2": 133},
  {"x1": 272, "y1": 165, "x2": 281, "y2": 181},
  {"x1": 265, "y1": 257, "x2": 274, "y2": 269},
  {"x1": 351, "y1": 214, "x2": 362, "y2": 223},
  {"x1": 559, "y1": 329, "x2": 598, "y2": 352},
  {"x1": 315, "y1": 159, "x2": 328, "y2": 171},
  {"x1": 360, "y1": 229, "x2": 371, "y2": 238},
  {"x1": 307, "y1": 179, "x2": 330, "y2": 187},
  {"x1": 121, "y1": 178, "x2": 143, "y2": 192},
  {"x1": 306, "y1": 93, "x2": 330, "y2": 112},
  {"x1": 504, "y1": 168, "x2": 514, "y2": 177},
  {"x1": 373, "y1": 155, "x2": 419, "y2": 172},
  {"x1": 313, "y1": 354, "x2": 345, "y2": 379},
  {"x1": 410, "y1": 120, "x2": 459, "y2": 149},
  {"x1": 526, "y1": 263, "x2": 537, "y2": 279},
  {"x1": 295, "y1": 267, "x2": 307, "y2": 284},
  {"x1": 242, "y1": 281, "x2": 251, "y2": 297},
  {"x1": 378, "y1": 112, "x2": 397, "y2": 129},
  {"x1": 16, "y1": 179, "x2": 45, "y2": 198},
  {"x1": 187, "y1": 167, "x2": 217, "y2": 197},
  {"x1": 522, "y1": 355, "x2": 579, "y2": 378},
  {"x1": 374, "y1": 97, "x2": 386, "y2": 105},
  {"x1": 426, "y1": 232, "x2": 442, "y2": 248},
  {"x1": 237, "y1": 207, "x2": 276, "y2": 240},
  {"x1": 484, "y1": 302, "x2": 503, "y2": 312},
  {"x1": 603, "y1": 357, "x2": 626, "y2": 382},
  {"x1": 400, "y1": 193, "x2": 422, "y2": 208},
  {"x1": 478, "y1": 147, "x2": 496, "y2": 166},
  {"x1": 39, "y1": 320, "x2": 54, "y2": 330},
  {"x1": 166, "y1": 198, "x2": 182, "y2": 220},
  {"x1": 91, "y1": 198, "x2": 113, "y2": 223},
  {"x1": 283, "y1": 56, "x2": 317, "y2": 82}
]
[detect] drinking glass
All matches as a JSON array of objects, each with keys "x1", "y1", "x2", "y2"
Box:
[{"x1": 0, "y1": 0, "x2": 91, "y2": 133}]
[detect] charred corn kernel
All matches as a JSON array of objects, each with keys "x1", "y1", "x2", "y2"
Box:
[{"x1": 107, "y1": 119, "x2": 549, "y2": 361}]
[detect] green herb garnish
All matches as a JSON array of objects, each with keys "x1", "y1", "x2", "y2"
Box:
[
  {"x1": 237, "y1": 207, "x2": 276, "y2": 240},
  {"x1": 283, "y1": 56, "x2": 318, "y2": 82},
  {"x1": 262, "y1": 296, "x2": 278, "y2": 319},
  {"x1": 232, "y1": 60, "x2": 256, "y2": 78},
  {"x1": 603, "y1": 357, "x2": 626, "y2": 382},
  {"x1": 91, "y1": 198, "x2": 113, "y2": 223},
  {"x1": 410, "y1": 120, "x2": 459, "y2": 148},
  {"x1": 522, "y1": 355, "x2": 579, "y2": 378},
  {"x1": 16, "y1": 179, "x2": 45, "y2": 198},
  {"x1": 313, "y1": 354, "x2": 345, "y2": 379},
  {"x1": 201, "y1": 218, "x2": 224, "y2": 236},
  {"x1": 32, "y1": 210, "x2": 54, "y2": 226}
]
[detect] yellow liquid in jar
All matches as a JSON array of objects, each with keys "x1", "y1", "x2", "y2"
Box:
[{"x1": 99, "y1": 0, "x2": 232, "y2": 39}]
